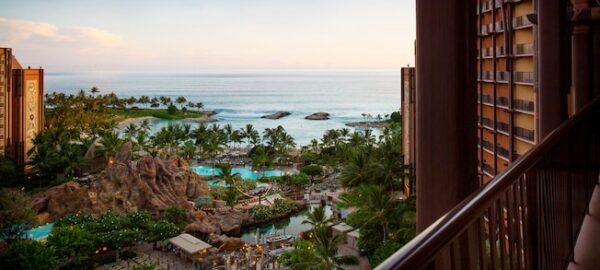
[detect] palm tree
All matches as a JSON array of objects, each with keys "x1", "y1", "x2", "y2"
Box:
[
  {"x1": 240, "y1": 124, "x2": 258, "y2": 147},
  {"x1": 138, "y1": 96, "x2": 150, "y2": 108},
  {"x1": 302, "y1": 206, "x2": 333, "y2": 229},
  {"x1": 338, "y1": 185, "x2": 397, "y2": 242},
  {"x1": 175, "y1": 96, "x2": 187, "y2": 109},
  {"x1": 339, "y1": 150, "x2": 373, "y2": 187},
  {"x1": 195, "y1": 102, "x2": 204, "y2": 111},
  {"x1": 291, "y1": 226, "x2": 359, "y2": 270},
  {"x1": 97, "y1": 131, "x2": 123, "y2": 161},
  {"x1": 122, "y1": 123, "x2": 139, "y2": 142},
  {"x1": 180, "y1": 141, "x2": 197, "y2": 161}
]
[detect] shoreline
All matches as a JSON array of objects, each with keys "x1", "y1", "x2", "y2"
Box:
[{"x1": 344, "y1": 120, "x2": 388, "y2": 129}]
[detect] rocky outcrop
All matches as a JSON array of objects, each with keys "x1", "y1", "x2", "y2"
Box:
[
  {"x1": 261, "y1": 111, "x2": 291, "y2": 120},
  {"x1": 305, "y1": 112, "x2": 330, "y2": 120},
  {"x1": 181, "y1": 110, "x2": 219, "y2": 124},
  {"x1": 32, "y1": 145, "x2": 210, "y2": 219},
  {"x1": 344, "y1": 121, "x2": 387, "y2": 129},
  {"x1": 185, "y1": 208, "x2": 250, "y2": 235}
]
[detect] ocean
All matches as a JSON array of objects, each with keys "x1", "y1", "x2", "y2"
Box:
[{"x1": 45, "y1": 71, "x2": 401, "y2": 146}]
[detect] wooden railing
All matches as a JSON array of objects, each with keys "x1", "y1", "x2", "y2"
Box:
[{"x1": 377, "y1": 98, "x2": 600, "y2": 270}]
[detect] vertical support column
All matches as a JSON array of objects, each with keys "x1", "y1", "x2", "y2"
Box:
[
  {"x1": 571, "y1": 0, "x2": 592, "y2": 112},
  {"x1": 415, "y1": 0, "x2": 478, "y2": 231},
  {"x1": 538, "y1": 0, "x2": 566, "y2": 138}
]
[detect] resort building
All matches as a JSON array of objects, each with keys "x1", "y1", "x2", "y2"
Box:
[
  {"x1": 400, "y1": 66, "x2": 416, "y2": 195},
  {"x1": 377, "y1": 0, "x2": 599, "y2": 269},
  {"x1": 476, "y1": 0, "x2": 540, "y2": 185},
  {"x1": 0, "y1": 48, "x2": 44, "y2": 165}
]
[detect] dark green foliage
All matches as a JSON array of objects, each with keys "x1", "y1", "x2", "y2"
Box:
[
  {"x1": 164, "y1": 207, "x2": 187, "y2": 228},
  {"x1": 390, "y1": 111, "x2": 401, "y2": 123},
  {"x1": 167, "y1": 104, "x2": 178, "y2": 115},
  {"x1": 372, "y1": 240, "x2": 404, "y2": 267},
  {"x1": 272, "y1": 198, "x2": 296, "y2": 215},
  {"x1": 300, "y1": 164, "x2": 323, "y2": 181},
  {"x1": 300, "y1": 151, "x2": 320, "y2": 163},
  {"x1": 0, "y1": 157, "x2": 20, "y2": 187},
  {"x1": 147, "y1": 220, "x2": 179, "y2": 243},
  {"x1": 0, "y1": 240, "x2": 57, "y2": 270},
  {"x1": 252, "y1": 205, "x2": 273, "y2": 221},
  {"x1": 47, "y1": 226, "x2": 95, "y2": 264},
  {"x1": 0, "y1": 188, "x2": 36, "y2": 241}
]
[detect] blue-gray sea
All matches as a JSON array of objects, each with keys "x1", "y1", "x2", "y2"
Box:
[{"x1": 45, "y1": 71, "x2": 400, "y2": 146}]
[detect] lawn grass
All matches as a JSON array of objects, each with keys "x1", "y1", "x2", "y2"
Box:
[{"x1": 109, "y1": 108, "x2": 204, "y2": 121}]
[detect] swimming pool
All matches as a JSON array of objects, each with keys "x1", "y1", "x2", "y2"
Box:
[
  {"x1": 24, "y1": 223, "x2": 54, "y2": 241},
  {"x1": 192, "y1": 166, "x2": 284, "y2": 180}
]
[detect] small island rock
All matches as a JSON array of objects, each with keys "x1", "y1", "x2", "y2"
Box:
[
  {"x1": 261, "y1": 111, "x2": 291, "y2": 120},
  {"x1": 305, "y1": 112, "x2": 330, "y2": 120}
]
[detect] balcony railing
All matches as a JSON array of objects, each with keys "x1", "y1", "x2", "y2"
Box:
[
  {"x1": 514, "y1": 72, "x2": 534, "y2": 84},
  {"x1": 513, "y1": 15, "x2": 534, "y2": 29},
  {"x1": 515, "y1": 126, "x2": 535, "y2": 142},
  {"x1": 481, "y1": 117, "x2": 494, "y2": 129},
  {"x1": 496, "y1": 71, "x2": 510, "y2": 82},
  {"x1": 495, "y1": 46, "x2": 506, "y2": 57},
  {"x1": 514, "y1": 99, "x2": 534, "y2": 112},
  {"x1": 482, "y1": 139, "x2": 494, "y2": 152},
  {"x1": 497, "y1": 145, "x2": 510, "y2": 159},
  {"x1": 497, "y1": 121, "x2": 510, "y2": 134},
  {"x1": 480, "y1": 71, "x2": 494, "y2": 81},
  {"x1": 377, "y1": 98, "x2": 600, "y2": 270},
  {"x1": 514, "y1": 43, "x2": 534, "y2": 56},
  {"x1": 494, "y1": 21, "x2": 505, "y2": 32},
  {"x1": 481, "y1": 94, "x2": 494, "y2": 104},
  {"x1": 482, "y1": 162, "x2": 495, "y2": 175},
  {"x1": 496, "y1": 96, "x2": 509, "y2": 107}
]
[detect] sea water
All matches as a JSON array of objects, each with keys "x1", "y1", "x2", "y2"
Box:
[{"x1": 45, "y1": 71, "x2": 401, "y2": 145}]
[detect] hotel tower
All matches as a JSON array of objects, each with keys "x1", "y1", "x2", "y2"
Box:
[
  {"x1": 0, "y1": 48, "x2": 44, "y2": 165},
  {"x1": 476, "y1": 0, "x2": 540, "y2": 184}
]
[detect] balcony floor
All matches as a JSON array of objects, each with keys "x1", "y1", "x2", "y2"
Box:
[{"x1": 568, "y1": 183, "x2": 600, "y2": 270}]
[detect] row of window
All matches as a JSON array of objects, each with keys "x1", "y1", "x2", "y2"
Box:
[
  {"x1": 479, "y1": 94, "x2": 534, "y2": 112},
  {"x1": 478, "y1": 117, "x2": 535, "y2": 141},
  {"x1": 478, "y1": 71, "x2": 534, "y2": 84},
  {"x1": 477, "y1": 0, "x2": 525, "y2": 14},
  {"x1": 479, "y1": 138, "x2": 511, "y2": 159},
  {"x1": 479, "y1": 43, "x2": 534, "y2": 58},
  {"x1": 479, "y1": 15, "x2": 533, "y2": 35}
]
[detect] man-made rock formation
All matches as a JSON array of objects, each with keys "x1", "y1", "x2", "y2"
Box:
[
  {"x1": 185, "y1": 208, "x2": 249, "y2": 235},
  {"x1": 261, "y1": 111, "x2": 291, "y2": 120},
  {"x1": 305, "y1": 112, "x2": 330, "y2": 120},
  {"x1": 32, "y1": 144, "x2": 210, "y2": 219}
]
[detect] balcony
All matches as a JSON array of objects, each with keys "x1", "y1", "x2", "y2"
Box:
[
  {"x1": 496, "y1": 96, "x2": 509, "y2": 108},
  {"x1": 515, "y1": 126, "x2": 535, "y2": 142},
  {"x1": 494, "y1": 20, "x2": 505, "y2": 33},
  {"x1": 513, "y1": 15, "x2": 534, "y2": 29},
  {"x1": 495, "y1": 46, "x2": 506, "y2": 57},
  {"x1": 481, "y1": 162, "x2": 495, "y2": 176},
  {"x1": 497, "y1": 121, "x2": 510, "y2": 134},
  {"x1": 496, "y1": 71, "x2": 510, "y2": 83},
  {"x1": 480, "y1": 71, "x2": 494, "y2": 82},
  {"x1": 482, "y1": 139, "x2": 494, "y2": 153},
  {"x1": 480, "y1": 47, "x2": 493, "y2": 58},
  {"x1": 481, "y1": 94, "x2": 494, "y2": 105},
  {"x1": 497, "y1": 145, "x2": 510, "y2": 159},
  {"x1": 376, "y1": 98, "x2": 600, "y2": 270},
  {"x1": 481, "y1": 117, "x2": 494, "y2": 130},
  {"x1": 514, "y1": 43, "x2": 534, "y2": 56},
  {"x1": 514, "y1": 99, "x2": 534, "y2": 112},
  {"x1": 514, "y1": 72, "x2": 534, "y2": 84}
]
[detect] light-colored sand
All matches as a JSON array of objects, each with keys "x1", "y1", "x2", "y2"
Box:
[{"x1": 117, "y1": 116, "x2": 157, "y2": 127}]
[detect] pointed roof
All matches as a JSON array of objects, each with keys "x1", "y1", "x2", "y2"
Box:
[{"x1": 11, "y1": 55, "x2": 22, "y2": 69}]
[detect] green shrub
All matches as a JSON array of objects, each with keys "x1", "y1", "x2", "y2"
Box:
[
  {"x1": 252, "y1": 205, "x2": 273, "y2": 221},
  {"x1": 237, "y1": 179, "x2": 257, "y2": 191},
  {"x1": 300, "y1": 152, "x2": 319, "y2": 163},
  {"x1": 0, "y1": 240, "x2": 57, "y2": 270},
  {"x1": 167, "y1": 104, "x2": 178, "y2": 115},
  {"x1": 272, "y1": 198, "x2": 296, "y2": 215}
]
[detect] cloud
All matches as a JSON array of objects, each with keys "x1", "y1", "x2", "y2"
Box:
[
  {"x1": 0, "y1": 17, "x2": 71, "y2": 42},
  {"x1": 0, "y1": 17, "x2": 156, "y2": 70}
]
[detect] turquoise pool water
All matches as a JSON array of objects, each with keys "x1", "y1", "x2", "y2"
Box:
[
  {"x1": 192, "y1": 166, "x2": 284, "y2": 180},
  {"x1": 240, "y1": 205, "x2": 333, "y2": 244},
  {"x1": 24, "y1": 223, "x2": 54, "y2": 240}
]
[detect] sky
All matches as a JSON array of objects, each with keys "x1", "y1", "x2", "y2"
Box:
[{"x1": 0, "y1": 0, "x2": 415, "y2": 72}]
